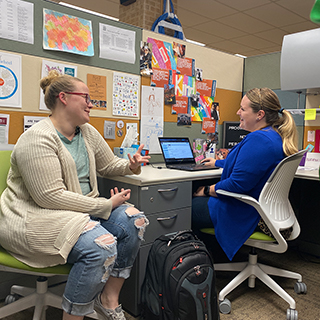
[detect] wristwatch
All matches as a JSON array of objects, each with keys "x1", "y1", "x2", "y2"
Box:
[{"x1": 204, "y1": 185, "x2": 211, "y2": 197}]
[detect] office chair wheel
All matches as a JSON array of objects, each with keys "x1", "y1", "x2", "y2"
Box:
[
  {"x1": 294, "y1": 282, "x2": 307, "y2": 294},
  {"x1": 286, "y1": 308, "x2": 298, "y2": 320},
  {"x1": 4, "y1": 293, "x2": 19, "y2": 305},
  {"x1": 219, "y1": 298, "x2": 231, "y2": 314}
]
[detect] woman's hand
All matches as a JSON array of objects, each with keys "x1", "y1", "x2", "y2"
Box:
[
  {"x1": 201, "y1": 157, "x2": 216, "y2": 168},
  {"x1": 193, "y1": 185, "x2": 216, "y2": 197},
  {"x1": 128, "y1": 144, "x2": 151, "y2": 171},
  {"x1": 110, "y1": 187, "x2": 131, "y2": 209},
  {"x1": 193, "y1": 186, "x2": 206, "y2": 197}
]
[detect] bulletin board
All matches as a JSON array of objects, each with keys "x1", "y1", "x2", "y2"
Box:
[
  {"x1": 0, "y1": 0, "x2": 245, "y2": 150},
  {"x1": 140, "y1": 30, "x2": 244, "y2": 154},
  {"x1": 0, "y1": 51, "x2": 140, "y2": 148},
  {"x1": 0, "y1": 0, "x2": 143, "y2": 147},
  {"x1": 0, "y1": 0, "x2": 142, "y2": 75}
]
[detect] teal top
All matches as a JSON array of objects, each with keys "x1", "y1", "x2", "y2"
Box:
[{"x1": 57, "y1": 129, "x2": 91, "y2": 195}]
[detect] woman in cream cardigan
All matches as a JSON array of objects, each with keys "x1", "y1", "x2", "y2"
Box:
[{"x1": 0, "y1": 71, "x2": 150, "y2": 320}]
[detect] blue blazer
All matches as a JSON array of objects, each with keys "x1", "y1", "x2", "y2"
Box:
[{"x1": 208, "y1": 127, "x2": 285, "y2": 260}]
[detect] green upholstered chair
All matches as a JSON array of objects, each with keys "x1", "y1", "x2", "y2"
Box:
[
  {"x1": 0, "y1": 148, "x2": 98, "y2": 320},
  {"x1": 201, "y1": 150, "x2": 307, "y2": 320}
]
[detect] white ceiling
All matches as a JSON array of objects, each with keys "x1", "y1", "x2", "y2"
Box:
[{"x1": 57, "y1": 0, "x2": 320, "y2": 57}]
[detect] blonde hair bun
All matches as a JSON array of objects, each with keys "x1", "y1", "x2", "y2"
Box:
[{"x1": 40, "y1": 70, "x2": 61, "y2": 94}]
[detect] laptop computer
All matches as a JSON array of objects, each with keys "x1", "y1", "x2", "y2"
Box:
[{"x1": 158, "y1": 137, "x2": 218, "y2": 171}]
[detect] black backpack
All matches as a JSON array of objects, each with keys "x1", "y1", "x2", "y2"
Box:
[{"x1": 140, "y1": 230, "x2": 220, "y2": 320}]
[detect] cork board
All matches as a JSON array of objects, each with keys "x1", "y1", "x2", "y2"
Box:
[
  {"x1": 141, "y1": 76, "x2": 242, "y2": 124},
  {"x1": 1, "y1": 110, "x2": 139, "y2": 150}
]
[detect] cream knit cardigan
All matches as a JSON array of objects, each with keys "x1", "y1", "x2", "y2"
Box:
[{"x1": 0, "y1": 117, "x2": 140, "y2": 268}]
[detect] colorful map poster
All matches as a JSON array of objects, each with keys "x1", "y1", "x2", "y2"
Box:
[{"x1": 43, "y1": 9, "x2": 94, "y2": 56}]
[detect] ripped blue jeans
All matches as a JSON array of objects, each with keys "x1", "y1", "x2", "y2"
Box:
[{"x1": 62, "y1": 204, "x2": 148, "y2": 316}]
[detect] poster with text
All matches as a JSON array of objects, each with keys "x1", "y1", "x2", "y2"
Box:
[
  {"x1": 113, "y1": 72, "x2": 139, "y2": 117},
  {"x1": 0, "y1": 0, "x2": 34, "y2": 44},
  {"x1": 39, "y1": 60, "x2": 77, "y2": 110},
  {"x1": 24, "y1": 116, "x2": 46, "y2": 131},
  {"x1": 148, "y1": 38, "x2": 176, "y2": 70},
  {"x1": 87, "y1": 74, "x2": 107, "y2": 110},
  {"x1": 100, "y1": 23, "x2": 136, "y2": 64},
  {"x1": 0, "y1": 114, "x2": 10, "y2": 144},
  {"x1": 0, "y1": 51, "x2": 21, "y2": 108},
  {"x1": 196, "y1": 79, "x2": 217, "y2": 97}
]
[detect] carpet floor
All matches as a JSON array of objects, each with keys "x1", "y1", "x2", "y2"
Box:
[{"x1": 0, "y1": 246, "x2": 319, "y2": 320}]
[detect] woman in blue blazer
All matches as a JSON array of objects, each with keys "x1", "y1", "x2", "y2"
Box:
[{"x1": 192, "y1": 88, "x2": 298, "y2": 261}]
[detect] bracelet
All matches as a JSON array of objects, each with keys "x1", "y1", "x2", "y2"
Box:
[{"x1": 204, "y1": 185, "x2": 210, "y2": 197}]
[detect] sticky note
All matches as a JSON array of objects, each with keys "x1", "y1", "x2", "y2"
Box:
[{"x1": 305, "y1": 109, "x2": 317, "y2": 120}]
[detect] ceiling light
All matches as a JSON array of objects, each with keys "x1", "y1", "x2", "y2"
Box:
[
  {"x1": 59, "y1": 2, "x2": 119, "y2": 21},
  {"x1": 186, "y1": 39, "x2": 205, "y2": 47},
  {"x1": 235, "y1": 54, "x2": 247, "y2": 58}
]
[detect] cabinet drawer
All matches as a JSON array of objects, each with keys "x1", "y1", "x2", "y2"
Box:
[
  {"x1": 140, "y1": 181, "x2": 192, "y2": 214},
  {"x1": 144, "y1": 207, "x2": 191, "y2": 244}
]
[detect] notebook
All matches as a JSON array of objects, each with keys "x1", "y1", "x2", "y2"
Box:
[{"x1": 158, "y1": 137, "x2": 217, "y2": 171}]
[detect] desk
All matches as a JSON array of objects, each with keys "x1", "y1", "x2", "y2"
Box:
[
  {"x1": 98, "y1": 165, "x2": 319, "y2": 316},
  {"x1": 290, "y1": 167, "x2": 320, "y2": 258},
  {"x1": 295, "y1": 166, "x2": 319, "y2": 181},
  {"x1": 97, "y1": 166, "x2": 222, "y2": 316}
]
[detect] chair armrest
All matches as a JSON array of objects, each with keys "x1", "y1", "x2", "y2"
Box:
[{"x1": 216, "y1": 189, "x2": 259, "y2": 207}]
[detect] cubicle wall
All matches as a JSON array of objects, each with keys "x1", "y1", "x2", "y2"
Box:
[
  {"x1": 142, "y1": 30, "x2": 244, "y2": 162},
  {"x1": 0, "y1": 0, "x2": 142, "y2": 150},
  {"x1": 244, "y1": 52, "x2": 305, "y2": 149},
  {"x1": 0, "y1": 1, "x2": 244, "y2": 159}
]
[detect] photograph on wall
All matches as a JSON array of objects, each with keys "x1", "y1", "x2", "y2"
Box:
[
  {"x1": 43, "y1": 9, "x2": 94, "y2": 56},
  {"x1": 39, "y1": 60, "x2": 77, "y2": 110},
  {"x1": 87, "y1": 74, "x2": 107, "y2": 110},
  {"x1": 173, "y1": 42, "x2": 186, "y2": 58},
  {"x1": 140, "y1": 41, "x2": 153, "y2": 75},
  {"x1": 112, "y1": 72, "x2": 139, "y2": 117},
  {"x1": 195, "y1": 67, "x2": 203, "y2": 81},
  {"x1": 177, "y1": 113, "x2": 191, "y2": 126},
  {"x1": 164, "y1": 84, "x2": 176, "y2": 105},
  {"x1": 140, "y1": 86, "x2": 164, "y2": 154},
  {"x1": 0, "y1": 51, "x2": 22, "y2": 108}
]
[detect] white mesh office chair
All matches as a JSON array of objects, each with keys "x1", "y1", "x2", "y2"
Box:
[
  {"x1": 201, "y1": 149, "x2": 307, "y2": 320},
  {"x1": 0, "y1": 149, "x2": 98, "y2": 320}
]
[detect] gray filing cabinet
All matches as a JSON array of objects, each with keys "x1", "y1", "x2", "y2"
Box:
[{"x1": 97, "y1": 176, "x2": 192, "y2": 316}]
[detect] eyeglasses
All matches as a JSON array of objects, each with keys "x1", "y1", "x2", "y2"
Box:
[{"x1": 58, "y1": 92, "x2": 92, "y2": 105}]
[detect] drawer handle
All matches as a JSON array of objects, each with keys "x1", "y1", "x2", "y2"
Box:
[
  {"x1": 157, "y1": 214, "x2": 178, "y2": 221},
  {"x1": 157, "y1": 187, "x2": 178, "y2": 192}
]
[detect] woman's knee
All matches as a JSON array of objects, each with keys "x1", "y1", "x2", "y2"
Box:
[
  {"x1": 84, "y1": 222, "x2": 117, "y2": 263},
  {"x1": 124, "y1": 206, "x2": 149, "y2": 240}
]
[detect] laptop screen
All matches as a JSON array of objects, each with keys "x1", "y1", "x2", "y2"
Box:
[{"x1": 158, "y1": 137, "x2": 195, "y2": 165}]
